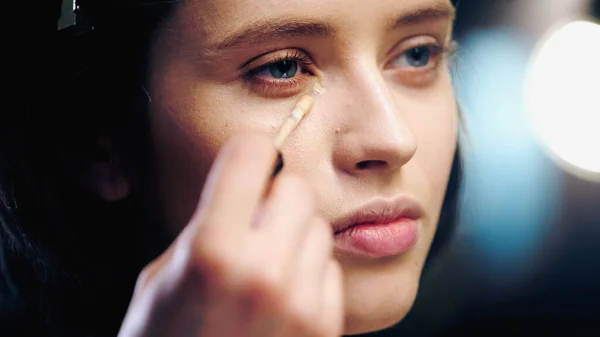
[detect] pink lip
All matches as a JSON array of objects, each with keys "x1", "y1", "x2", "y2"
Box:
[{"x1": 332, "y1": 198, "x2": 422, "y2": 259}]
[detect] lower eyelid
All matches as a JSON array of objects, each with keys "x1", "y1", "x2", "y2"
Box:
[
  {"x1": 386, "y1": 54, "x2": 446, "y2": 86},
  {"x1": 243, "y1": 73, "x2": 311, "y2": 98}
]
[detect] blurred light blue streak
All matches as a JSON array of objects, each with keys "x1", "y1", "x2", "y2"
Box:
[{"x1": 454, "y1": 28, "x2": 561, "y2": 278}]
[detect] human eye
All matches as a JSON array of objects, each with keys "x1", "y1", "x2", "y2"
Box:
[
  {"x1": 243, "y1": 49, "x2": 315, "y2": 98},
  {"x1": 386, "y1": 37, "x2": 455, "y2": 87},
  {"x1": 394, "y1": 45, "x2": 441, "y2": 68}
]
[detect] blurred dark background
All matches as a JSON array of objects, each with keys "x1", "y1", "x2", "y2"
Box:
[{"x1": 37, "y1": 1, "x2": 600, "y2": 336}]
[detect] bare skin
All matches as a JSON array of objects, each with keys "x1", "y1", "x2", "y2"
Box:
[{"x1": 107, "y1": 0, "x2": 458, "y2": 335}]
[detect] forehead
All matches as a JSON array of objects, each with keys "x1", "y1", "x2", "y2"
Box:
[{"x1": 173, "y1": 0, "x2": 454, "y2": 44}]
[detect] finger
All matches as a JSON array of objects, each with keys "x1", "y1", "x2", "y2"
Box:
[
  {"x1": 284, "y1": 218, "x2": 334, "y2": 337},
  {"x1": 191, "y1": 132, "x2": 278, "y2": 237},
  {"x1": 292, "y1": 217, "x2": 333, "y2": 305},
  {"x1": 316, "y1": 260, "x2": 344, "y2": 337},
  {"x1": 254, "y1": 174, "x2": 315, "y2": 264}
]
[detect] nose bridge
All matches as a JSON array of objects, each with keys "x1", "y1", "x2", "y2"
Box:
[
  {"x1": 328, "y1": 58, "x2": 418, "y2": 173},
  {"x1": 352, "y1": 62, "x2": 396, "y2": 124},
  {"x1": 345, "y1": 58, "x2": 410, "y2": 134}
]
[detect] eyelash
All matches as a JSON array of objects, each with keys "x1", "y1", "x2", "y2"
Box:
[
  {"x1": 244, "y1": 50, "x2": 315, "y2": 97},
  {"x1": 243, "y1": 42, "x2": 453, "y2": 96},
  {"x1": 388, "y1": 42, "x2": 453, "y2": 85}
]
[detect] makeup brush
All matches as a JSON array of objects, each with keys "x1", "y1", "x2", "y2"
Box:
[{"x1": 271, "y1": 82, "x2": 324, "y2": 177}]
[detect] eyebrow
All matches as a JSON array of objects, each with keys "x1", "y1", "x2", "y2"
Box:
[
  {"x1": 213, "y1": 19, "x2": 335, "y2": 50},
  {"x1": 209, "y1": 2, "x2": 455, "y2": 52},
  {"x1": 386, "y1": 2, "x2": 456, "y2": 30}
]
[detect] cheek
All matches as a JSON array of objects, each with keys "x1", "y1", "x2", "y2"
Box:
[
  {"x1": 147, "y1": 59, "x2": 304, "y2": 232},
  {"x1": 150, "y1": 64, "x2": 226, "y2": 163},
  {"x1": 415, "y1": 106, "x2": 456, "y2": 188},
  {"x1": 403, "y1": 83, "x2": 457, "y2": 217},
  {"x1": 150, "y1": 59, "x2": 293, "y2": 159}
]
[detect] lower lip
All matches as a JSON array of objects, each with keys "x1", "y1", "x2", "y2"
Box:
[{"x1": 334, "y1": 218, "x2": 418, "y2": 259}]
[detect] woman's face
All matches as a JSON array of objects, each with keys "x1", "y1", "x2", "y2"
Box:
[{"x1": 147, "y1": 0, "x2": 457, "y2": 333}]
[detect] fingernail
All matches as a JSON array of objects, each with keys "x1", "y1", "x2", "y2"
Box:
[{"x1": 271, "y1": 152, "x2": 284, "y2": 178}]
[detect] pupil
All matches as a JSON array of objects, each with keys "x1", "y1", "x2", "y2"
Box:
[
  {"x1": 269, "y1": 60, "x2": 298, "y2": 78},
  {"x1": 408, "y1": 47, "x2": 430, "y2": 67}
]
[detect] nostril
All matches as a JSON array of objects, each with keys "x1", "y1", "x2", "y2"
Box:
[{"x1": 356, "y1": 160, "x2": 387, "y2": 170}]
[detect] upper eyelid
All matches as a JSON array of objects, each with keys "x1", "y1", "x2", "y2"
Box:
[
  {"x1": 389, "y1": 35, "x2": 443, "y2": 54},
  {"x1": 387, "y1": 38, "x2": 448, "y2": 61},
  {"x1": 260, "y1": 54, "x2": 313, "y2": 68},
  {"x1": 242, "y1": 49, "x2": 313, "y2": 70}
]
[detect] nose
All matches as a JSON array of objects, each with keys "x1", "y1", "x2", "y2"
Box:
[{"x1": 331, "y1": 65, "x2": 417, "y2": 176}]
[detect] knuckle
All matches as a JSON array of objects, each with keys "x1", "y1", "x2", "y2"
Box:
[
  {"x1": 135, "y1": 264, "x2": 155, "y2": 289},
  {"x1": 134, "y1": 252, "x2": 169, "y2": 291},
  {"x1": 185, "y1": 238, "x2": 233, "y2": 285},
  {"x1": 240, "y1": 266, "x2": 288, "y2": 309}
]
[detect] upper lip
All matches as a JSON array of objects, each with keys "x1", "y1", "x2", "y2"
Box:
[{"x1": 332, "y1": 197, "x2": 423, "y2": 234}]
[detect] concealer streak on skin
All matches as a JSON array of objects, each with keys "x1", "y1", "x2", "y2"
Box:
[{"x1": 313, "y1": 82, "x2": 326, "y2": 95}]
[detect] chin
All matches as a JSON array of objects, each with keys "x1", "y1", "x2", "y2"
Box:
[{"x1": 340, "y1": 265, "x2": 421, "y2": 335}]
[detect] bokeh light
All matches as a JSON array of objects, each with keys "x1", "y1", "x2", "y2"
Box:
[{"x1": 525, "y1": 20, "x2": 600, "y2": 180}]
